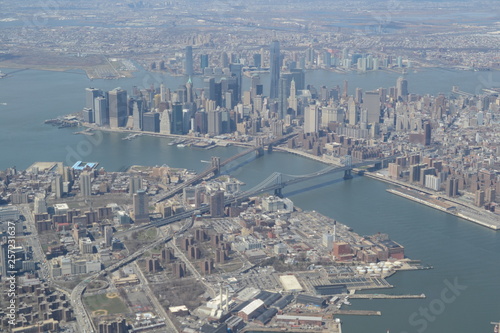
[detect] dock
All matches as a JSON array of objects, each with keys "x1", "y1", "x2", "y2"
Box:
[
  {"x1": 334, "y1": 310, "x2": 381, "y2": 316},
  {"x1": 349, "y1": 293, "x2": 425, "y2": 299}
]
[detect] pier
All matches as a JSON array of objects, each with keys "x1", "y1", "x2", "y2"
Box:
[
  {"x1": 334, "y1": 310, "x2": 381, "y2": 316},
  {"x1": 349, "y1": 293, "x2": 425, "y2": 299}
]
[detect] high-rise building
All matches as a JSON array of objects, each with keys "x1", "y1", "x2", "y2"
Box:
[
  {"x1": 94, "y1": 96, "x2": 109, "y2": 126},
  {"x1": 362, "y1": 91, "x2": 381, "y2": 124},
  {"x1": 253, "y1": 53, "x2": 261, "y2": 69},
  {"x1": 171, "y1": 102, "x2": 184, "y2": 134},
  {"x1": 133, "y1": 190, "x2": 150, "y2": 223},
  {"x1": 104, "y1": 226, "x2": 113, "y2": 247},
  {"x1": 132, "y1": 99, "x2": 143, "y2": 131},
  {"x1": 304, "y1": 104, "x2": 319, "y2": 134},
  {"x1": 34, "y1": 196, "x2": 47, "y2": 214},
  {"x1": 80, "y1": 172, "x2": 92, "y2": 197},
  {"x1": 54, "y1": 174, "x2": 64, "y2": 199},
  {"x1": 210, "y1": 190, "x2": 225, "y2": 218},
  {"x1": 277, "y1": 77, "x2": 288, "y2": 119},
  {"x1": 85, "y1": 88, "x2": 101, "y2": 111},
  {"x1": 287, "y1": 79, "x2": 298, "y2": 116},
  {"x1": 185, "y1": 46, "x2": 194, "y2": 76},
  {"x1": 396, "y1": 77, "x2": 408, "y2": 101},
  {"x1": 200, "y1": 54, "x2": 209, "y2": 70},
  {"x1": 142, "y1": 112, "x2": 160, "y2": 132},
  {"x1": 208, "y1": 110, "x2": 222, "y2": 135},
  {"x1": 108, "y1": 88, "x2": 128, "y2": 128},
  {"x1": 424, "y1": 122, "x2": 432, "y2": 146},
  {"x1": 269, "y1": 40, "x2": 281, "y2": 99},
  {"x1": 129, "y1": 176, "x2": 142, "y2": 197}
]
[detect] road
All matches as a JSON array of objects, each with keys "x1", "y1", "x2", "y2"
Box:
[
  {"x1": 69, "y1": 215, "x2": 195, "y2": 332},
  {"x1": 133, "y1": 261, "x2": 179, "y2": 332}
]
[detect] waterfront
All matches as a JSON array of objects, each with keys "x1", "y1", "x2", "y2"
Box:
[{"x1": 1, "y1": 68, "x2": 500, "y2": 332}]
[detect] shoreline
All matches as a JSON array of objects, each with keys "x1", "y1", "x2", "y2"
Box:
[
  {"x1": 365, "y1": 172, "x2": 500, "y2": 231},
  {"x1": 72, "y1": 123, "x2": 500, "y2": 231}
]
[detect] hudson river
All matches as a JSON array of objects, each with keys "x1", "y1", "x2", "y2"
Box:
[{"x1": 1, "y1": 67, "x2": 499, "y2": 332}]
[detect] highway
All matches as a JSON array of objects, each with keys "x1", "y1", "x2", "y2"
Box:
[{"x1": 69, "y1": 213, "x2": 195, "y2": 332}]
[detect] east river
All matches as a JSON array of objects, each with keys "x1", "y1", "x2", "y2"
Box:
[{"x1": 0, "y1": 67, "x2": 499, "y2": 332}]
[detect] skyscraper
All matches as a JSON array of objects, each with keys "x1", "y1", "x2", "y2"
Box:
[
  {"x1": 133, "y1": 190, "x2": 149, "y2": 223},
  {"x1": 129, "y1": 176, "x2": 142, "y2": 197},
  {"x1": 185, "y1": 46, "x2": 194, "y2": 76},
  {"x1": 171, "y1": 102, "x2": 184, "y2": 134},
  {"x1": 200, "y1": 54, "x2": 209, "y2": 70},
  {"x1": 277, "y1": 77, "x2": 288, "y2": 119},
  {"x1": 269, "y1": 40, "x2": 281, "y2": 99},
  {"x1": 304, "y1": 104, "x2": 319, "y2": 134},
  {"x1": 210, "y1": 190, "x2": 225, "y2": 218},
  {"x1": 80, "y1": 172, "x2": 92, "y2": 197},
  {"x1": 396, "y1": 77, "x2": 408, "y2": 101},
  {"x1": 85, "y1": 88, "x2": 101, "y2": 111},
  {"x1": 54, "y1": 174, "x2": 64, "y2": 199},
  {"x1": 108, "y1": 88, "x2": 128, "y2": 128},
  {"x1": 94, "y1": 96, "x2": 109, "y2": 126}
]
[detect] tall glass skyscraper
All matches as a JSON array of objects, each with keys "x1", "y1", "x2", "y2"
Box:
[
  {"x1": 185, "y1": 46, "x2": 194, "y2": 76},
  {"x1": 269, "y1": 40, "x2": 281, "y2": 99}
]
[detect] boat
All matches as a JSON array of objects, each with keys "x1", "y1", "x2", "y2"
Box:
[{"x1": 177, "y1": 144, "x2": 186, "y2": 148}]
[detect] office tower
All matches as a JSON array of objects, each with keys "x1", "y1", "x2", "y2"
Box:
[
  {"x1": 132, "y1": 99, "x2": 143, "y2": 131},
  {"x1": 343, "y1": 80, "x2": 348, "y2": 98},
  {"x1": 142, "y1": 112, "x2": 160, "y2": 132},
  {"x1": 85, "y1": 88, "x2": 101, "y2": 111},
  {"x1": 396, "y1": 77, "x2": 408, "y2": 101},
  {"x1": 304, "y1": 104, "x2": 319, "y2": 134},
  {"x1": 104, "y1": 226, "x2": 113, "y2": 247},
  {"x1": 250, "y1": 74, "x2": 261, "y2": 99},
  {"x1": 362, "y1": 91, "x2": 381, "y2": 123},
  {"x1": 269, "y1": 40, "x2": 281, "y2": 99},
  {"x1": 200, "y1": 54, "x2": 209, "y2": 70},
  {"x1": 253, "y1": 53, "x2": 261, "y2": 68},
  {"x1": 214, "y1": 81, "x2": 223, "y2": 107},
  {"x1": 108, "y1": 88, "x2": 128, "y2": 128},
  {"x1": 208, "y1": 110, "x2": 222, "y2": 135},
  {"x1": 290, "y1": 68, "x2": 305, "y2": 91},
  {"x1": 94, "y1": 96, "x2": 109, "y2": 126},
  {"x1": 221, "y1": 52, "x2": 229, "y2": 68},
  {"x1": 355, "y1": 87, "x2": 363, "y2": 103},
  {"x1": 185, "y1": 46, "x2": 194, "y2": 76},
  {"x1": 277, "y1": 77, "x2": 288, "y2": 119},
  {"x1": 288, "y1": 79, "x2": 298, "y2": 116},
  {"x1": 229, "y1": 63, "x2": 243, "y2": 102},
  {"x1": 323, "y1": 51, "x2": 331, "y2": 67},
  {"x1": 160, "y1": 109, "x2": 171, "y2": 134},
  {"x1": 82, "y1": 108, "x2": 94, "y2": 123},
  {"x1": 133, "y1": 189, "x2": 149, "y2": 223},
  {"x1": 80, "y1": 172, "x2": 92, "y2": 197},
  {"x1": 171, "y1": 102, "x2": 184, "y2": 134},
  {"x1": 424, "y1": 122, "x2": 432, "y2": 146},
  {"x1": 210, "y1": 190, "x2": 225, "y2": 218},
  {"x1": 186, "y1": 77, "x2": 194, "y2": 103},
  {"x1": 204, "y1": 77, "x2": 216, "y2": 101},
  {"x1": 348, "y1": 97, "x2": 358, "y2": 125},
  {"x1": 194, "y1": 111, "x2": 208, "y2": 134}
]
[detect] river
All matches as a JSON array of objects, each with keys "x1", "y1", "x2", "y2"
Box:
[{"x1": 0, "y1": 67, "x2": 499, "y2": 332}]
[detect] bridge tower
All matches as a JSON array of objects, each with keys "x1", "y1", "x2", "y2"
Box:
[
  {"x1": 273, "y1": 173, "x2": 283, "y2": 197},
  {"x1": 255, "y1": 137, "x2": 265, "y2": 157},
  {"x1": 341, "y1": 155, "x2": 353, "y2": 180},
  {"x1": 211, "y1": 156, "x2": 221, "y2": 175}
]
